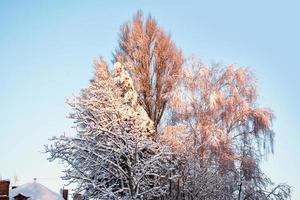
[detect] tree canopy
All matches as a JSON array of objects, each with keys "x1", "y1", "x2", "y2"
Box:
[{"x1": 46, "y1": 12, "x2": 291, "y2": 200}]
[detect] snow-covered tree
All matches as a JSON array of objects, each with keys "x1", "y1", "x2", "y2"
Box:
[
  {"x1": 163, "y1": 57, "x2": 291, "y2": 199},
  {"x1": 46, "y1": 11, "x2": 292, "y2": 199},
  {"x1": 46, "y1": 62, "x2": 175, "y2": 200},
  {"x1": 114, "y1": 11, "x2": 183, "y2": 132}
]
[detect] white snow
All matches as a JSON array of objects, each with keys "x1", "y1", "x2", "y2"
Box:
[{"x1": 9, "y1": 182, "x2": 64, "y2": 200}]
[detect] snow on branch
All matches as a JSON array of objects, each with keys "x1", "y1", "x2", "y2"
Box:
[{"x1": 46, "y1": 62, "x2": 175, "y2": 200}]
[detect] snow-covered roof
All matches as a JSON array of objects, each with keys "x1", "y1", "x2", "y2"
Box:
[{"x1": 9, "y1": 182, "x2": 64, "y2": 200}]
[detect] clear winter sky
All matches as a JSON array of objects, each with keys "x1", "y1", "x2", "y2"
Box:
[{"x1": 1, "y1": 0, "x2": 299, "y2": 199}]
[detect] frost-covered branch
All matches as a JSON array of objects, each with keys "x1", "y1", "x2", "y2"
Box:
[{"x1": 46, "y1": 62, "x2": 174, "y2": 200}]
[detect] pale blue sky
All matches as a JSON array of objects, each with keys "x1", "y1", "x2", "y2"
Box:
[{"x1": 1, "y1": 0, "x2": 299, "y2": 198}]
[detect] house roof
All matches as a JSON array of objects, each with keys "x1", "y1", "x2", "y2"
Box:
[{"x1": 9, "y1": 182, "x2": 64, "y2": 200}]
